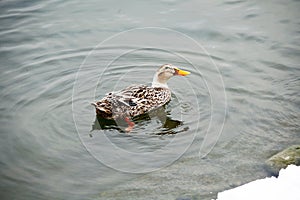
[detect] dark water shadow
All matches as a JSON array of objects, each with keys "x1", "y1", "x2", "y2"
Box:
[{"x1": 91, "y1": 106, "x2": 185, "y2": 135}]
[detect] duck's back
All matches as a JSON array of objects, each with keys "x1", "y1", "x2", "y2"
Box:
[{"x1": 93, "y1": 84, "x2": 171, "y2": 119}]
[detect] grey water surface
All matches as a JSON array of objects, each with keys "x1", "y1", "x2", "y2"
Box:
[{"x1": 1, "y1": 0, "x2": 299, "y2": 200}]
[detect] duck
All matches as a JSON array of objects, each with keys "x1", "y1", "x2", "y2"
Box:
[{"x1": 91, "y1": 64, "x2": 190, "y2": 132}]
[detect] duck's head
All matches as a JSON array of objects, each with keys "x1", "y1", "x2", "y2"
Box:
[{"x1": 152, "y1": 64, "x2": 190, "y2": 88}]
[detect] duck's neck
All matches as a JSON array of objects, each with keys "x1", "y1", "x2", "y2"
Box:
[{"x1": 152, "y1": 73, "x2": 169, "y2": 88}]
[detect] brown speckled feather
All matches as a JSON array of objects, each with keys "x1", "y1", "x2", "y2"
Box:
[{"x1": 92, "y1": 84, "x2": 171, "y2": 119}]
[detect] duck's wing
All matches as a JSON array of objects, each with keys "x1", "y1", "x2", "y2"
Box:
[
  {"x1": 92, "y1": 85, "x2": 147, "y2": 118},
  {"x1": 112, "y1": 84, "x2": 148, "y2": 106},
  {"x1": 118, "y1": 84, "x2": 171, "y2": 117}
]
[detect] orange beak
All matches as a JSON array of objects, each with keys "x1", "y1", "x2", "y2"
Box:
[{"x1": 175, "y1": 68, "x2": 190, "y2": 76}]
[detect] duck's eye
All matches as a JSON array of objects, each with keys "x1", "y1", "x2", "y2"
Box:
[{"x1": 165, "y1": 66, "x2": 170, "y2": 70}]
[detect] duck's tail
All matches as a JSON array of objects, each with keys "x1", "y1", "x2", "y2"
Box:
[{"x1": 91, "y1": 102, "x2": 113, "y2": 119}]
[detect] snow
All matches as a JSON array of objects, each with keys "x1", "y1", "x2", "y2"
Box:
[{"x1": 216, "y1": 165, "x2": 300, "y2": 200}]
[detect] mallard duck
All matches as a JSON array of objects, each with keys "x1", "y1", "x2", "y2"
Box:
[{"x1": 91, "y1": 64, "x2": 190, "y2": 132}]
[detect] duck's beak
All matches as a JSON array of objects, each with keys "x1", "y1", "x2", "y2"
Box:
[{"x1": 175, "y1": 68, "x2": 190, "y2": 76}]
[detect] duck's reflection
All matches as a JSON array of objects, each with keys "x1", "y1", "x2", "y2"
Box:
[{"x1": 91, "y1": 106, "x2": 186, "y2": 135}]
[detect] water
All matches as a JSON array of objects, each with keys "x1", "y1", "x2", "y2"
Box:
[{"x1": 1, "y1": 0, "x2": 299, "y2": 199}]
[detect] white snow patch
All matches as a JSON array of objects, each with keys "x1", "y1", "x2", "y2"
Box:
[{"x1": 216, "y1": 165, "x2": 300, "y2": 200}]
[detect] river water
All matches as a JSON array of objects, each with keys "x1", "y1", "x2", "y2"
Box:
[{"x1": 1, "y1": 0, "x2": 299, "y2": 200}]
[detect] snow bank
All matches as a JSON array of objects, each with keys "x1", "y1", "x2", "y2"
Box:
[{"x1": 216, "y1": 165, "x2": 300, "y2": 200}]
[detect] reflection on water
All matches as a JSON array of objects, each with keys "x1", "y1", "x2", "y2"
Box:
[{"x1": 91, "y1": 105, "x2": 184, "y2": 135}]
